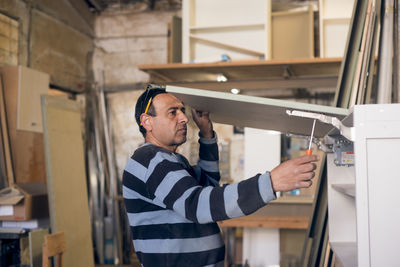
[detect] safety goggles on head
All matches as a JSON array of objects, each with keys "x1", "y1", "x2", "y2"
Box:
[{"x1": 140, "y1": 83, "x2": 165, "y2": 125}]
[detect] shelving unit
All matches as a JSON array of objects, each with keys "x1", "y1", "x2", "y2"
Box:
[
  {"x1": 182, "y1": 0, "x2": 315, "y2": 63},
  {"x1": 182, "y1": 0, "x2": 270, "y2": 62},
  {"x1": 327, "y1": 104, "x2": 400, "y2": 266}
]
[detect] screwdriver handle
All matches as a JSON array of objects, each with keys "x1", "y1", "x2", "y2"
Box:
[{"x1": 306, "y1": 149, "x2": 312, "y2": 155}]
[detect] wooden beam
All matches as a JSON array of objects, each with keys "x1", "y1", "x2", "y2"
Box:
[
  {"x1": 218, "y1": 215, "x2": 309, "y2": 229},
  {"x1": 0, "y1": 74, "x2": 14, "y2": 185}
]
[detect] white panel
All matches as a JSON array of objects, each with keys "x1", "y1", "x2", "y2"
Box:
[
  {"x1": 192, "y1": 42, "x2": 260, "y2": 62},
  {"x1": 166, "y1": 86, "x2": 348, "y2": 138},
  {"x1": 367, "y1": 138, "x2": 400, "y2": 266},
  {"x1": 193, "y1": 27, "x2": 266, "y2": 53},
  {"x1": 242, "y1": 228, "x2": 280, "y2": 266},
  {"x1": 322, "y1": 0, "x2": 354, "y2": 19},
  {"x1": 319, "y1": 0, "x2": 354, "y2": 58},
  {"x1": 194, "y1": 0, "x2": 267, "y2": 27},
  {"x1": 242, "y1": 128, "x2": 280, "y2": 267},
  {"x1": 324, "y1": 22, "x2": 350, "y2": 58},
  {"x1": 353, "y1": 104, "x2": 400, "y2": 267},
  {"x1": 244, "y1": 127, "x2": 280, "y2": 177},
  {"x1": 327, "y1": 153, "x2": 356, "y2": 244}
]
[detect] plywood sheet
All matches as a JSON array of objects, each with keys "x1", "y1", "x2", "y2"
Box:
[
  {"x1": 166, "y1": 86, "x2": 348, "y2": 138},
  {"x1": 41, "y1": 95, "x2": 94, "y2": 267},
  {"x1": 0, "y1": 66, "x2": 46, "y2": 184},
  {"x1": 167, "y1": 86, "x2": 348, "y2": 137},
  {"x1": 0, "y1": 74, "x2": 14, "y2": 185},
  {"x1": 29, "y1": 228, "x2": 49, "y2": 267},
  {"x1": 17, "y1": 66, "x2": 50, "y2": 133},
  {"x1": 271, "y1": 7, "x2": 314, "y2": 59}
]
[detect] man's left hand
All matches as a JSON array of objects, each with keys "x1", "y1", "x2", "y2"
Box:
[{"x1": 191, "y1": 109, "x2": 213, "y2": 139}]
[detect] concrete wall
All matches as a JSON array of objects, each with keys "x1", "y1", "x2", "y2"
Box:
[
  {"x1": 94, "y1": 10, "x2": 180, "y2": 88},
  {"x1": 0, "y1": 0, "x2": 94, "y2": 92}
]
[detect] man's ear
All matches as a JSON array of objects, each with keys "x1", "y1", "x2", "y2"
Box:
[{"x1": 140, "y1": 113, "x2": 152, "y2": 131}]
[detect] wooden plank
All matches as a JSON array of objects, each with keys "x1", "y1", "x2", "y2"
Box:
[
  {"x1": 349, "y1": 0, "x2": 373, "y2": 107},
  {"x1": 280, "y1": 229, "x2": 308, "y2": 266},
  {"x1": 334, "y1": 0, "x2": 370, "y2": 108},
  {"x1": 0, "y1": 66, "x2": 46, "y2": 184},
  {"x1": 300, "y1": 155, "x2": 329, "y2": 266},
  {"x1": 17, "y1": 66, "x2": 50, "y2": 133},
  {"x1": 168, "y1": 16, "x2": 182, "y2": 63},
  {"x1": 29, "y1": 228, "x2": 49, "y2": 267},
  {"x1": 41, "y1": 95, "x2": 94, "y2": 267},
  {"x1": 44, "y1": 232, "x2": 66, "y2": 257},
  {"x1": 0, "y1": 74, "x2": 14, "y2": 185},
  {"x1": 20, "y1": 235, "x2": 30, "y2": 265},
  {"x1": 271, "y1": 5, "x2": 314, "y2": 59},
  {"x1": 218, "y1": 215, "x2": 309, "y2": 229},
  {"x1": 166, "y1": 86, "x2": 348, "y2": 138}
]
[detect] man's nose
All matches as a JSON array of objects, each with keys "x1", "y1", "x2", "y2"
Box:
[{"x1": 178, "y1": 110, "x2": 188, "y2": 123}]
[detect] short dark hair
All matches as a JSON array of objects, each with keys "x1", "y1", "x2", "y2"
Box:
[{"x1": 135, "y1": 85, "x2": 167, "y2": 137}]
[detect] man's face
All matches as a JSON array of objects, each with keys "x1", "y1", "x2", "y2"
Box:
[{"x1": 146, "y1": 93, "x2": 188, "y2": 150}]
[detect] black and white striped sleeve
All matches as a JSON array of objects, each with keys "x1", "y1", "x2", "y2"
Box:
[
  {"x1": 193, "y1": 131, "x2": 220, "y2": 186},
  {"x1": 146, "y1": 151, "x2": 276, "y2": 224}
]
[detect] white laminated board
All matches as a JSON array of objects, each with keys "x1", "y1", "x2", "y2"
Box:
[
  {"x1": 41, "y1": 95, "x2": 94, "y2": 267},
  {"x1": 166, "y1": 86, "x2": 348, "y2": 138}
]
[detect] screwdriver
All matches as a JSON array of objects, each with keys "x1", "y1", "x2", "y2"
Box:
[{"x1": 306, "y1": 119, "x2": 316, "y2": 155}]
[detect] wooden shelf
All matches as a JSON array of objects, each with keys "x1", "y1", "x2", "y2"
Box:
[
  {"x1": 271, "y1": 196, "x2": 314, "y2": 204},
  {"x1": 218, "y1": 215, "x2": 309, "y2": 229},
  {"x1": 139, "y1": 57, "x2": 343, "y2": 93},
  {"x1": 190, "y1": 23, "x2": 265, "y2": 31}
]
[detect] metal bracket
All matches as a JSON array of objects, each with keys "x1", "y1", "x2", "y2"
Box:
[{"x1": 286, "y1": 110, "x2": 355, "y2": 141}]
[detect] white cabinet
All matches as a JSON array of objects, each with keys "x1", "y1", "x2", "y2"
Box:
[{"x1": 328, "y1": 104, "x2": 400, "y2": 267}]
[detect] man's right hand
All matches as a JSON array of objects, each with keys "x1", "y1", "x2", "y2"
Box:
[{"x1": 270, "y1": 155, "x2": 320, "y2": 192}]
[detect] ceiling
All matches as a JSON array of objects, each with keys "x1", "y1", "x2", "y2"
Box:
[
  {"x1": 84, "y1": 0, "x2": 181, "y2": 12},
  {"x1": 84, "y1": 0, "x2": 314, "y2": 13}
]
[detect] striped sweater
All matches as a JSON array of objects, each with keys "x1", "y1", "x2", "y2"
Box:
[{"x1": 122, "y1": 133, "x2": 276, "y2": 266}]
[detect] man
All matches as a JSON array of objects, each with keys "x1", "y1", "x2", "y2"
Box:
[{"x1": 122, "y1": 87, "x2": 319, "y2": 267}]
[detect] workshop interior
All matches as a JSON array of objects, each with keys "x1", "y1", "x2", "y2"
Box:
[{"x1": 0, "y1": 0, "x2": 399, "y2": 266}]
